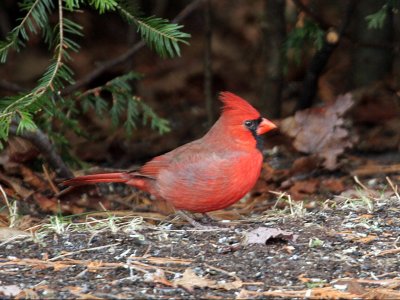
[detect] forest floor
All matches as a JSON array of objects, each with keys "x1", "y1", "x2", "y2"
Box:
[{"x1": 1, "y1": 186, "x2": 400, "y2": 299}]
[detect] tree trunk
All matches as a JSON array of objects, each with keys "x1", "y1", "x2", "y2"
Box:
[
  {"x1": 260, "y1": 0, "x2": 286, "y2": 118},
  {"x1": 351, "y1": 0, "x2": 393, "y2": 87}
]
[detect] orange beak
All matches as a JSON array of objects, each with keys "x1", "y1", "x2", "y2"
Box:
[{"x1": 256, "y1": 118, "x2": 277, "y2": 135}]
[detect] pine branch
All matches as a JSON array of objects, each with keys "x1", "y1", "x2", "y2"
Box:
[
  {"x1": 117, "y1": 4, "x2": 190, "y2": 58},
  {"x1": 63, "y1": 0, "x2": 203, "y2": 95},
  {"x1": 77, "y1": 72, "x2": 170, "y2": 135},
  {"x1": 0, "y1": 0, "x2": 53, "y2": 62},
  {"x1": 0, "y1": 0, "x2": 82, "y2": 140},
  {"x1": 89, "y1": 0, "x2": 118, "y2": 14}
]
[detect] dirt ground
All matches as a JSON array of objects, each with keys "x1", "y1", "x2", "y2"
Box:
[{"x1": 1, "y1": 190, "x2": 400, "y2": 299}]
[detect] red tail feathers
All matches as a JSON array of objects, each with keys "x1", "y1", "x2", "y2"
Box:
[{"x1": 63, "y1": 172, "x2": 128, "y2": 186}]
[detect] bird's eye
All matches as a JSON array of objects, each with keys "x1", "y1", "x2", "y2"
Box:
[{"x1": 244, "y1": 120, "x2": 253, "y2": 128}]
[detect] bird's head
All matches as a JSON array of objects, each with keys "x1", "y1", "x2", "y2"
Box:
[{"x1": 217, "y1": 91, "x2": 276, "y2": 149}]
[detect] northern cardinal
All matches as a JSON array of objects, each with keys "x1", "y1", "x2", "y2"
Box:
[{"x1": 64, "y1": 92, "x2": 276, "y2": 213}]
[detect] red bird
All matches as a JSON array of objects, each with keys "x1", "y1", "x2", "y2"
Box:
[{"x1": 64, "y1": 92, "x2": 276, "y2": 213}]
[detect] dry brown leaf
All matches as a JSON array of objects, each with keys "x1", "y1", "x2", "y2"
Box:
[
  {"x1": 363, "y1": 288, "x2": 400, "y2": 300},
  {"x1": 174, "y1": 268, "x2": 217, "y2": 291},
  {"x1": 33, "y1": 193, "x2": 59, "y2": 213},
  {"x1": 334, "y1": 279, "x2": 367, "y2": 295},
  {"x1": 289, "y1": 179, "x2": 319, "y2": 200},
  {"x1": 244, "y1": 227, "x2": 298, "y2": 245},
  {"x1": 0, "y1": 285, "x2": 22, "y2": 297},
  {"x1": 20, "y1": 166, "x2": 48, "y2": 191},
  {"x1": 290, "y1": 156, "x2": 321, "y2": 175},
  {"x1": 353, "y1": 235, "x2": 378, "y2": 244},
  {"x1": 144, "y1": 269, "x2": 173, "y2": 287},
  {"x1": 281, "y1": 93, "x2": 355, "y2": 170},
  {"x1": 0, "y1": 227, "x2": 29, "y2": 241},
  {"x1": 173, "y1": 268, "x2": 242, "y2": 292},
  {"x1": 52, "y1": 261, "x2": 71, "y2": 272},
  {"x1": 86, "y1": 261, "x2": 104, "y2": 272},
  {"x1": 6, "y1": 137, "x2": 39, "y2": 163},
  {"x1": 320, "y1": 178, "x2": 345, "y2": 194},
  {"x1": 237, "y1": 286, "x2": 361, "y2": 299},
  {"x1": 0, "y1": 173, "x2": 32, "y2": 199},
  {"x1": 298, "y1": 273, "x2": 311, "y2": 283}
]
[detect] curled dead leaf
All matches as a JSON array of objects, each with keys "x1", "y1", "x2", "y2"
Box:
[
  {"x1": 173, "y1": 268, "x2": 242, "y2": 292},
  {"x1": 244, "y1": 227, "x2": 298, "y2": 245},
  {"x1": 289, "y1": 179, "x2": 319, "y2": 200},
  {"x1": 281, "y1": 93, "x2": 355, "y2": 170},
  {"x1": 0, "y1": 227, "x2": 29, "y2": 241},
  {"x1": 0, "y1": 285, "x2": 22, "y2": 297}
]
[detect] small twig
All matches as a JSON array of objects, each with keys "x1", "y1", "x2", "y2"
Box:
[
  {"x1": 203, "y1": 0, "x2": 214, "y2": 126},
  {"x1": 9, "y1": 125, "x2": 73, "y2": 179},
  {"x1": 204, "y1": 263, "x2": 241, "y2": 280},
  {"x1": 386, "y1": 176, "x2": 400, "y2": 201},
  {"x1": 0, "y1": 184, "x2": 11, "y2": 210},
  {"x1": 353, "y1": 176, "x2": 370, "y2": 192},
  {"x1": 0, "y1": 184, "x2": 18, "y2": 227},
  {"x1": 48, "y1": 242, "x2": 120, "y2": 261},
  {"x1": 42, "y1": 164, "x2": 60, "y2": 194},
  {"x1": 0, "y1": 79, "x2": 27, "y2": 93}
]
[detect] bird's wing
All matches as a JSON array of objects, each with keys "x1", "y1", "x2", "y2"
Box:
[
  {"x1": 138, "y1": 139, "x2": 206, "y2": 178},
  {"x1": 156, "y1": 145, "x2": 262, "y2": 212}
]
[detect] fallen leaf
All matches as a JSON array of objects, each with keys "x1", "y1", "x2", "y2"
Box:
[
  {"x1": 298, "y1": 273, "x2": 311, "y2": 283},
  {"x1": 173, "y1": 268, "x2": 242, "y2": 292},
  {"x1": 144, "y1": 269, "x2": 173, "y2": 286},
  {"x1": 289, "y1": 179, "x2": 319, "y2": 200},
  {"x1": 280, "y1": 93, "x2": 355, "y2": 170},
  {"x1": 244, "y1": 227, "x2": 298, "y2": 245},
  {"x1": 353, "y1": 235, "x2": 378, "y2": 244},
  {"x1": 20, "y1": 166, "x2": 48, "y2": 191},
  {"x1": 0, "y1": 285, "x2": 22, "y2": 297},
  {"x1": 0, "y1": 173, "x2": 33, "y2": 199},
  {"x1": 334, "y1": 279, "x2": 366, "y2": 295},
  {"x1": 290, "y1": 156, "x2": 321, "y2": 176},
  {"x1": 0, "y1": 227, "x2": 29, "y2": 241},
  {"x1": 320, "y1": 178, "x2": 345, "y2": 194},
  {"x1": 7, "y1": 137, "x2": 39, "y2": 163},
  {"x1": 174, "y1": 268, "x2": 217, "y2": 291}
]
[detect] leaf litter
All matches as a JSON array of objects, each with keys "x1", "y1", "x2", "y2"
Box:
[
  {"x1": 280, "y1": 93, "x2": 355, "y2": 170},
  {"x1": 1, "y1": 182, "x2": 400, "y2": 298},
  {"x1": 244, "y1": 227, "x2": 298, "y2": 244}
]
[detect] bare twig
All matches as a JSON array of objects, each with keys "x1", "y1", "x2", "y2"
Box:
[
  {"x1": 0, "y1": 184, "x2": 18, "y2": 227},
  {"x1": 386, "y1": 176, "x2": 400, "y2": 201},
  {"x1": 42, "y1": 164, "x2": 60, "y2": 194},
  {"x1": 296, "y1": 0, "x2": 356, "y2": 110},
  {"x1": 49, "y1": 242, "x2": 120, "y2": 261},
  {"x1": 353, "y1": 176, "x2": 370, "y2": 191},
  {"x1": 0, "y1": 80, "x2": 27, "y2": 93},
  {"x1": 9, "y1": 125, "x2": 73, "y2": 179},
  {"x1": 204, "y1": 0, "x2": 213, "y2": 126}
]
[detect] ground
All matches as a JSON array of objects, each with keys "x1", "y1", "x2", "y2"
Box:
[{"x1": 1, "y1": 191, "x2": 400, "y2": 299}]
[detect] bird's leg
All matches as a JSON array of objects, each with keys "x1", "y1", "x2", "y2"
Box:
[
  {"x1": 177, "y1": 211, "x2": 217, "y2": 229},
  {"x1": 201, "y1": 213, "x2": 233, "y2": 227},
  {"x1": 201, "y1": 213, "x2": 215, "y2": 222}
]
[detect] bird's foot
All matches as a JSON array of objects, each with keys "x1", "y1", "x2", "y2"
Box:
[{"x1": 177, "y1": 211, "x2": 222, "y2": 230}]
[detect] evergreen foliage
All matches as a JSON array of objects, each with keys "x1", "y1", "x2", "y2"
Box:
[
  {"x1": 117, "y1": 2, "x2": 190, "y2": 58},
  {"x1": 365, "y1": 0, "x2": 398, "y2": 29},
  {"x1": 285, "y1": 20, "x2": 324, "y2": 65},
  {"x1": 0, "y1": 0, "x2": 190, "y2": 150}
]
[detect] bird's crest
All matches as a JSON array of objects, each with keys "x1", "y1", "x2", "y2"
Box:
[{"x1": 220, "y1": 92, "x2": 260, "y2": 120}]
